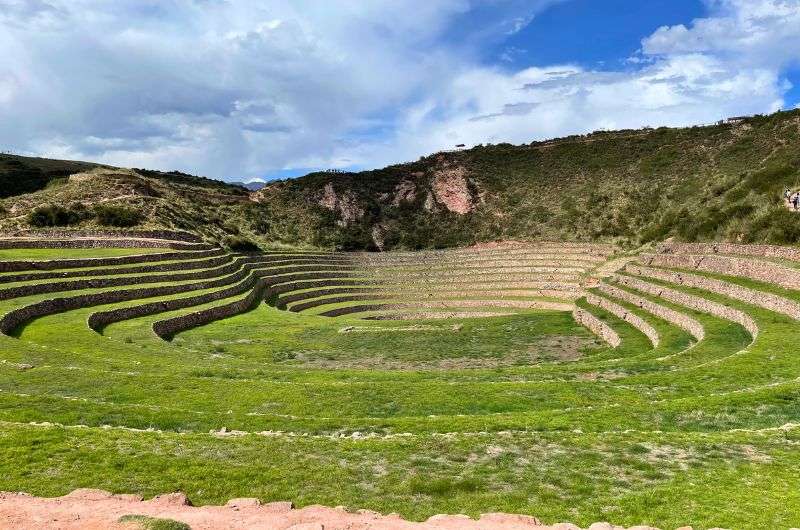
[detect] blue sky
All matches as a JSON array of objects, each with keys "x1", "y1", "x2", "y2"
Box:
[
  {"x1": 1, "y1": 0, "x2": 799, "y2": 182},
  {"x1": 499, "y1": 0, "x2": 705, "y2": 68}
]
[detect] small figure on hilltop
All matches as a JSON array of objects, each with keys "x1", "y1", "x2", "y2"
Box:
[{"x1": 782, "y1": 188, "x2": 800, "y2": 211}]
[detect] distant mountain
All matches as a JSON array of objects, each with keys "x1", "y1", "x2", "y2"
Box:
[
  {"x1": 229, "y1": 181, "x2": 267, "y2": 191},
  {"x1": 2, "y1": 109, "x2": 800, "y2": 250}
]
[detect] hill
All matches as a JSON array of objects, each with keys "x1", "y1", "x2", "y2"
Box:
[{"x1": 2, "y1": 109, "x2": 800, "y2": 249}]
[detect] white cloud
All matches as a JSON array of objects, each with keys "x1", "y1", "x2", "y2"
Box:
[
  {"x1": 335, "y1": 0, "x2": 800, "y2": 169},
  {"x1": 0, "y1": 0, "x2": 798, "y2": 179}
]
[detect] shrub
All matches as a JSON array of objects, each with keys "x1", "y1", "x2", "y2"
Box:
[
  {"x1": 225, "y1": 236, "x2": 260, "y2": 252},
  {"x1": 27, "y1": 205, "x2": 81, "y2": 227},
  {"x1": 94, "y1": 205, "x2": 142, "y2": 227}
]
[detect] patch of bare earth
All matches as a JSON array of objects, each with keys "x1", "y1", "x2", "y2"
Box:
[
  {"x1": 282, "y1": 332, "x2": 599, "y2": 370},
  {"x1": 0, "y1": 489, "x2": 668, "y2": 529}
]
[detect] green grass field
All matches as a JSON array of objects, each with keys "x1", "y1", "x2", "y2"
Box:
[
  {"x1": 0, "y1": 243, "x2": 799, "y2": 529},
  {"x1": 0, "y1": 247, "x2": 169, "y2": 260}
]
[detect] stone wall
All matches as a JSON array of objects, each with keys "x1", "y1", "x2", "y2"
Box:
[
  {"x1": 596, "y1": 282, "x2": 705, "y2": 342},
  {"x1": 0, "y1": 258, "x2": 253, "y2": 302},
  {"x1": 657, "y1": 242, "x2": 800, "y2": 262},
  {"x1": 0, "y1": 254, "x2": 234, "y2": 285},
  {"x1": 87, "y1": 263, "x2": 360, "y2": 334},
  {"x1": 319, "y1": 300, "x2": 573, "y2": 318},
  {"x1": 0, "y1": 264, "x2": 255, "y2": 336},
  {"x1": 289, "y1": 293, "x2": 387, "y2": 313},
  {"x1": 1, "y1": 229, "x2": 203, "y2": 243},
  {"x1": 613, "y1": 274, "x2": 758, "y2": 339},
  {"x1": 269, "y1": 278, "x2": 375, "y2": 296},
  {"x1": 0, "y1": 249, "x2": 225, "y2": 273},
  {"x1": 627, "y1": 265, "x2": 800, "y2": 321},
  {"x1": 572, "y1": 307, "x2": 621, "y2": 348},
  {"x1": 0, "y1": 238, "x2": 211, "y2": 250},
  {"x1": 277, "y1": 287, "x2": 380, "y2": 308},
  {"x1": 585, "y1": 293, "x2": 659, "y2": 347},
  {"x1": 87, "y1": 274, "x2": 259, "y2": 332},
  {"x1": 355, "y1": 252, "x2": 608, "y2": 265},
  {"x1": 152, "y1": 282, "x2": 269, "y2": 340},
  {"x1": 641, "y1": 253, "x2": 800, "y2": 290}
]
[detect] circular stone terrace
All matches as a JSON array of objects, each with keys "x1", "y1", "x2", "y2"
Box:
[{"x1": 0, "y1": 231, "x2": 798, "y2": 529}]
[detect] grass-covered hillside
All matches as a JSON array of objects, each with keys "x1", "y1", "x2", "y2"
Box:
[
  {"x1": 0, "y1": 156, "x2": 251, "y2": 243},
  {"x1": 254, "y1": 109, "x2": 800, "y2": 249},
  {"x1": 3, "y1": 109, "x2": 800, "y2": 250}
]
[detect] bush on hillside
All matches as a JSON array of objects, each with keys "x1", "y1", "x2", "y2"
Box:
[
  {"x1": 94, "y1": 205, "x2": 142, "y2": 227},
  {"x1": 225, "y1": 236, "x2": 260, "y2": 252},
  {"x1": 27, "y1": 205, "x2": 81, "y2": 227}
]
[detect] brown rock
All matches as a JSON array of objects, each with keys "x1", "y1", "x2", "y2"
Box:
[
  {"x1": 226, "y1": 498, "x2": 261, "y2": 509},
  {"x1": 62, "y1": 489, "x2": 113, "y2": 501},
  {"x1": 262, "y1": 500, "x2": 294, "y2": 512},
  {"x1": 479, "y1": 513, "x2": 542, "y2": 526},
  {"x1": 148, "y1": 492, "x2": 191, "y2": 506},
  {"x1": 111, "y1": 494, "x2": 143, "y2": 502}
]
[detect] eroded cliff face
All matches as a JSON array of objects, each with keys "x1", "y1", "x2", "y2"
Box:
[
  {"x1": 431, "y1": 165, "x2": 477, "y2": 214},
  {"x1": 318, "y1": 183, "x2": 365, "y2": 226}
]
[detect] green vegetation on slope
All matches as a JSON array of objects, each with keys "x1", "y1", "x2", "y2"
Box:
[
  {"x1": 250, "y1": 110, "x2": 800, "y2": 249},
  {"x1": 3, "y1": 110, "x2": 800, "y2": 250}
]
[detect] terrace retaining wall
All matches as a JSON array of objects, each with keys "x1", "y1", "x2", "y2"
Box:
[
  {"x1": 657, "y1": 242, "x2": 800, "y2": 262},
  {"x1": 88, "y1": 270, "x2": 358, "y2": 333},
  {"x1": 627, "y1": 265, "x2": 800, "y2": 321},
  {"x1": 596, "y1": 283, "x2": 705, "y2": 342},
  {"x1": 319, "y1": 300, "x2": 573, "y2": 318},
  {"x1": 152, "y1": 282, "x2": 269, "y2": 340},
  {"x1": 0, "y1": 254, "x2": 235, "y2": 284},
  {"x1": 613, "y1": 274, "x2": 758, "y2": 339},
  {"x1": 0, "y1": 249, "x2": 225, "y2": 273},
  {"x1": 640, "y1": 253, "x2": 800, "y2": 290},
  {"x1": 0, "y1": 230, "x2": 203, "y2": 243},
  {"x1": 585, "y1": 293, "x2": 659, "y2": 347},
  {"x1": 572, "y1": 307, "x2": 621, "y2": 348},
  {"x1": 0, "y1": 238, "x2": 211, "y2": 250}
]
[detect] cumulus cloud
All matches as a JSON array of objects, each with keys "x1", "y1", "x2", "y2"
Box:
[
  {"x1": 338, "y1": 0, "x2": 799, "y2": 168},
  {"x1": 0, "y1": 0, "x2": 798, "y2": 178}
]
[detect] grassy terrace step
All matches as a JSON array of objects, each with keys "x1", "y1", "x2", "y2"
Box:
[
  {"x1": 594, "y1": 282, "x2": 705, "y2": 342},
  {"x1": 641, "y1": 253, "x2": 800, "y2": 290},
  {"x1": 0, "y1": 253, "x2": 238, "y2": 284},
  {"x1": 315, "y1": 299, "x2": 575, "y2": 318},
  {"x1": 584, "y1": 293, "x2": 659, "y2": 348},
  {"x1": 354, "y1": 252, "x2": 609, "y2": 265},
  {"x1": 0, "y1": 237, "x2": 212, "y2": 251},
  {"x1": 0, "y1": 255, "x2": 355, "y2": 292},
  {"x1": 612, "y1": 273, "x2": 759, "y2": 339},
  {"x1": 627, "y1": 264, "x2": 800, "y2": 321},
  {"x1": 657, "y1": 241, "x2": 800, "y2": 262},
  {"x1": 0, "y1": 248, "x2": 225, "y2": 273},
  {"x1": 0, "y1": 260, "x2": 359, "y2": 336}
]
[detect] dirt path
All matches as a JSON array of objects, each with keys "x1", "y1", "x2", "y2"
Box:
[{"x1": 0, "y1": 489, "x2": 667, "y2": 530}]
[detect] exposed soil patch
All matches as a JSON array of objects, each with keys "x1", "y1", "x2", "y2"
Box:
[
  {"x1": 527, "y1": 335, "x2": 602, "y2": 362},
  {"x1": 0, "y1": 489, "x2": 665, "y2": 529},
  {"x1": 280, "y1": 332, "x2": 600, "y2": 370}
]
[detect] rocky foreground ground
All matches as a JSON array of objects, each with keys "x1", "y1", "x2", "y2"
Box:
[{"x1": 0, "y1": 489, "x2": 711, "y2": 530}]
